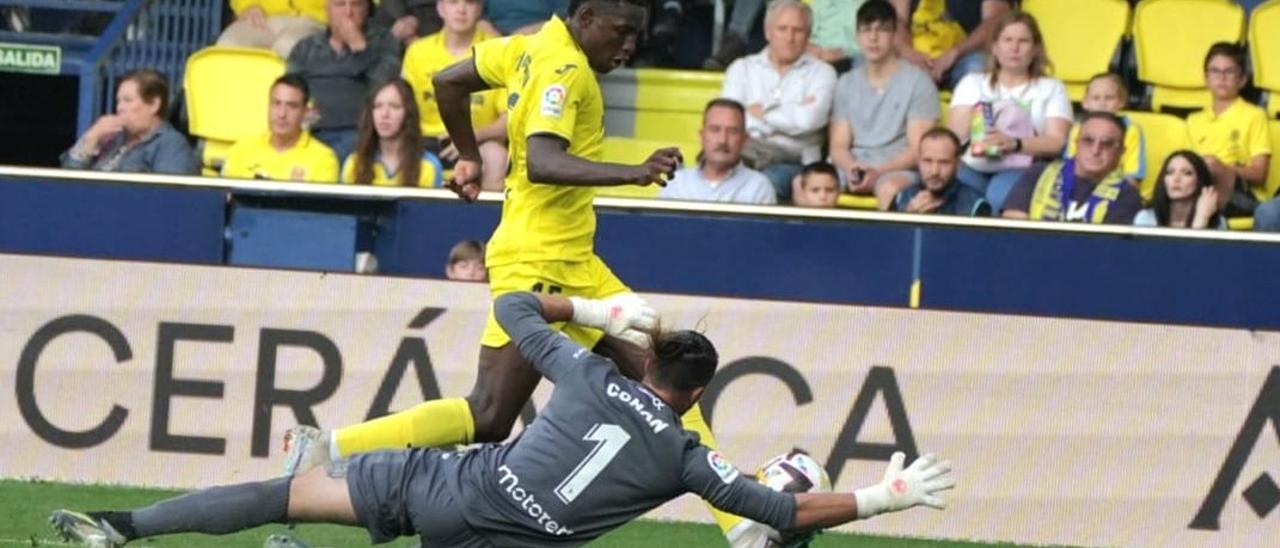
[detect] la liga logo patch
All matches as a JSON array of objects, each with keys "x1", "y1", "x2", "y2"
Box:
[
  {"x1": 707, "y1": 451, "x2": 740, "y2": 484},
  {"x1": 541, "y1": 84, "x2": 567, "y2": 118}
]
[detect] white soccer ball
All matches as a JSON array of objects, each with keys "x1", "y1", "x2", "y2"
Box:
[
  {"x1": 756, "y1": 448, "x2": 832, "y2": 495},
  {"x1": 728, "y1": 449, "x2": 832, "y2": 548}
]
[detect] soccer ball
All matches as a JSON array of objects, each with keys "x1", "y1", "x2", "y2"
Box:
[
  {"x1": 729, "y1": 449, "x2": 832, "y2": 548},
  {"x1": 757, "y1": 448, "x2": 832, "y2": 495}
]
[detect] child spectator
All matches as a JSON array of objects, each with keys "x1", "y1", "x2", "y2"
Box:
[
  {"x1": 1187, "y1": 42, "x2": 1272, "y2": 216},
  {"x1": 1134, "y1": 150, "x2": 1223, "y2": 229},
  {"x1": 1065, "y1": 73, "x2": 1146, "y2": 187},
  {"x1": 445, "y1": 239, "x2": 487, "y2": 281},
  {"x1": 342, "y1": 79, "x2": 444, "y2": 187},
  {"x1": 793, "y1": 162, "x2": 840, "y2": 208}
]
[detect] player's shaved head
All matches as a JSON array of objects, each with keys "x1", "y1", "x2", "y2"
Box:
[
  {"x1": 569, "y1": 0, "x2": 647, "y2": 14},
  {"x1": 650, "y1": 330, "x2": 718, "y2": 392}
]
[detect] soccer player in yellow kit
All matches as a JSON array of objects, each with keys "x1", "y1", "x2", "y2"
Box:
[{"x1": 285, "y1": 0, "x2": 749, "y2": 539}]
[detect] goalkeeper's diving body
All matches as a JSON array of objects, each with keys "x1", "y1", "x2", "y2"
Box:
[
  {"x1": 51, "y1": 292, "x2": 956, "y2": 548},
  {"x1": 279, "y1": 0, "x2": 755, "y2": 539}
]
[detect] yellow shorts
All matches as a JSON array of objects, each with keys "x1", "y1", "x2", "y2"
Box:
[{"x1": 481, "y1": 255, "x2": 631, "y2": 348}]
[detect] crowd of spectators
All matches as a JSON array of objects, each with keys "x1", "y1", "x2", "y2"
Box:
[{"x1": 54, "y1": 0, "x2": 1277, "y2": 234}]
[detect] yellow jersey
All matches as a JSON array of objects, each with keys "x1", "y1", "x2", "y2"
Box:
[
  {"x1": 340, "y1": 151, "x2": 444, "y2": 187},
  {"x1": 403, "y1": 29, "x2": 506, "y2": 138},
  {"x1": 221, "y1": 131, "x2": 339, "y2": 183},
  {"x1": 473, "y1": 16, "x2": 605, "y2": 267},
  {"x1": 1187, "y1": 97, "x2": 1271, "y2": 167}
]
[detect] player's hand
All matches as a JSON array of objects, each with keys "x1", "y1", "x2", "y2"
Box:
[
  {"x1": 853, "y1": 452, "x2": 954, "y2": 518},
  {"x1": 570, "y1": 294, "x2": 658, "y2": 348},
  {"x1": 630, "y1": 147, "x2": 682, "y2": 186},
  {"x1": 446, "y1": 158, "x2": 482, "y2": 202}
]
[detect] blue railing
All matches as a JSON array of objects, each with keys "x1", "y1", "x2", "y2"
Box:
[{"x1": 0, "y1": 0, "x2": 221, "y2": 133}]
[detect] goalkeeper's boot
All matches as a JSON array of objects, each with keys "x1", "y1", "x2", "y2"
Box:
[
  {"x1": 49, "y1": 509, "x2": 127, "y2": 548},
  {"x1": 282, "y1": 425, "x2": 347, "y2": 477}
]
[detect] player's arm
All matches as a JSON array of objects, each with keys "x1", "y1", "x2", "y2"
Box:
[
  {"x1": 526, "y1": 135, "x2": 680, "y2": 187},
  {"x1": 433, "y1": 58, "x2": 490, "y2": 167},
  {"x1": 493, "y1": 292, "x2": 656, "y2": 381}
]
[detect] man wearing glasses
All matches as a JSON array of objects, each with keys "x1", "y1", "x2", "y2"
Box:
[{"x1": 1001, "y1": 111, "x2": 1141, "y2": 224}]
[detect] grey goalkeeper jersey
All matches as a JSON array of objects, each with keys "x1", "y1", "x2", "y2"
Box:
[{"x1": 440, "y1": 293, "x2": 797, "y2": 547}]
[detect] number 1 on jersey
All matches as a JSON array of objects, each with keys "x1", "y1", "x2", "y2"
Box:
[{"x1": 554, "y1": 423, "x2": 631, "y2": 504}]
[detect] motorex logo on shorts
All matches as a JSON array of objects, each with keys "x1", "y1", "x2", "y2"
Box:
[{"x1": 707, "y1": 451, "x2": 740, "y2": 484}]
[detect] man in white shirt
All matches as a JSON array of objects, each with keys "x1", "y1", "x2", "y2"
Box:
[
  {"x1": 660, "y1": 98, "x2": 777, "y2": 205},
  {"x1": 721, "y1": 0, "x2": 837, "y2": 202}
]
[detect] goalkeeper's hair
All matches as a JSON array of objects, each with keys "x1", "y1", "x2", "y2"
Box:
[
  {"x1": 650, "y1": 328, "x2": 718, "y2": 392},
  {"x1": 569, "y1": 0, "x2": 648, "y2": 15}
]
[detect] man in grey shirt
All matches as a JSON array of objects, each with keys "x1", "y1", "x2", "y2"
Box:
[
  {"x1": 51, "y1": 292, "x2": 954, "y2": 547},
  {"x1": 661, "y1": 99, "x2": 777, "y2": 205},
  {"x1": 287, "y1": 0, "x2": 401, "y2": 161},
  {"x1": 830, "y1": 0, "x2": 939, "y2": 210}
]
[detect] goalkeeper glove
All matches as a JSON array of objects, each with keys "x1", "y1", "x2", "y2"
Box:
[
  {"x1": 853, "y1": 452, "x2": 954, "y2": 518},
  {"x1": 569, "y1": 293, "x2": 658, "y2": 348}
]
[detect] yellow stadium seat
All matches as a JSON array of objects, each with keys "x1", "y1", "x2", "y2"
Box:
[
  {"x1": 597, "y1": 136, "x2": 700, "y2": 198},
  {"x1": 1132, "y1": 0, "x2": 1245, "y2": 113},
  {"x1": 1121, "y1": 110, "x2": 1191, "y2": 203},
  {"x1": 631, "y1": 69, "x2": 724, "y2": 143},
  {"x1": 184, "y1": 46, "x2": 287, "y2": 173},
  {"x1": 1261, "y1": 120, "x2": 1280, "y2": 202},
  {"x1": 836, "y1": 193, "x2": 878, "y2": 210},
  {"x1": 1250, "y1": 0, "x2": 1280, "y2": 118},
  {"x1": 1024, "y1": 0, "x2": 1130, "y2": 102}
]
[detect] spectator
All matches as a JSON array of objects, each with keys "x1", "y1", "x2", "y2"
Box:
[
  {"x1": 890, "y1": 0, "x2": 1012, "y2": 87},
  {"x1": 830, "y1": 0, "x2": 939, "y2": 210},
  {"x1": 722, "y1": 0, "x2": 836, "y2": 202},
  {"x1": 660, "y1": 99, "x2": 776, "y2": 205},
  {"x1": 342, "y1": 79, "x2": 443, "y2": 187},
  {"x1": 947, "y1": 10, "x2": 1071, "y2": 214},
  {"x1": 1064, "y1": 73, "x2": 1146, "y2": 186},
  {"x1": 61, "y1": 69, "x2": 198, "y2": 175},
  {"x1": 217, "y1": 0, "x2": 326, "y2": 59},
  {"x1": 402, "y1": 0, "x2": 508, "y2": 190},
  {"x1": 703, "y1": 0, "x2": 765, "y2": 69},
  {"x1": 808, "y1": 0, "x2": 867, "y2": 69},
  {"x1": 1254, "y1": 198, "x2": 1280, "y2": 232},
  {"x1": 1187, "y1": 42, "x2": 1271, "y2": 215},
  {"x1": 793, "y1": 162, "x2": 840, "y2": 208},
  {"x1": 1002, "y1": 112, "x2": 1141, "y2": 225},
  {"x1": 445, "y1": 239, "x2": 487, "y2": 281},
  {"x1": 372, "y1": 0, "x2": 439, "y2": 46},
  {"x1": 893, "y1": 127, "x2": 989, "y2": 216},
  {"x1": 287, "y1": 0, "x2": 402, "y2": 161},
  {"x1": 1134, "y1": 150, "x2": 1223, "y2": 229},
  {"x1": 484, "y1": 0, "x2": 567, "y2": 35},
  {"x1": 222, "y1": 74, "x2": 340, "y2": 182}
]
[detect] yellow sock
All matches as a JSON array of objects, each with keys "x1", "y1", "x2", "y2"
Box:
[
  {"x1": 681, "y1": 402, "x2": 745, "y2": 535},
  {"x1": 334, "y1": 397, "x2": 475, "y2": 457}
]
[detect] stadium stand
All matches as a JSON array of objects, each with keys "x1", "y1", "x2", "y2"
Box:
[
  {"x1": 1121, "y1": 110, "x2": 1191, "y2": 203},
  {"x1": 184, "y1": 46, "x2": 287, "y2": 175},
  {"x1": 1133, "y1": 0, "x2": 1246, "y2": 114},
  {"x1": 0, "y1": 0, "x2": 221, "y2": 133},
  {"x1": 1023, "y1": 0, "x2": 1130, "y2": 103},
  {"x1": 1249, "y1": 0, "x2": 1280, "y2": 118}
]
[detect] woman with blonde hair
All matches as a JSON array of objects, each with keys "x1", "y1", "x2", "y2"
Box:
[
  {"x1": 342, "y1": 79, "x2": 443, "y2": 187},
  {"x1": 946, "y1": 10, "x2": 1071, "y2": 214}
]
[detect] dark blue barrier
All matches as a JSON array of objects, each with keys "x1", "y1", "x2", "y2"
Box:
[
  {"x1": 0, "y1": 177, "x2": 224, "y2": 264},
  {"x1": 918, "y1": 228, "x2": 1280, "y2": 329}
]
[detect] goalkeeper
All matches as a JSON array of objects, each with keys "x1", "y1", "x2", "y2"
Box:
[{"x1": 53, "y1": 292, "x2": 955, "y2": 548}]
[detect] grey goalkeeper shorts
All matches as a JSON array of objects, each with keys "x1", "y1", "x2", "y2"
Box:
[{"x1": 346, "y1": 449, "x2": 494, "y2": 547}]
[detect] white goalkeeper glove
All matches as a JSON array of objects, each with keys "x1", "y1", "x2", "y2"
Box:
[
  {"x1": 569, "y1": 293, "x2": 658, "y2": 348},
  {"x1": 853, "y1": 452, "x2": 954, "y2": 518}
]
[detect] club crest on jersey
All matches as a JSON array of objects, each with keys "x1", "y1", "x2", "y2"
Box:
[
  {"x1": 707, "y1": 451, "x2": 740, "y2": 484},
  {"x1": 541, "y1": 84, "x2": 567, "y2": 118}
]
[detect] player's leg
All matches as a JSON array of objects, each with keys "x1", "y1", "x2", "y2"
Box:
[
  {"x1": 50, "y1": 475, "x2": 300, "y2": 545},
  {"x1": 583, "y1": 255, "x2": 746, "y2": 536},
  {"x1": 327, "y1": 263, "x2": 542, "y2": 456}
]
